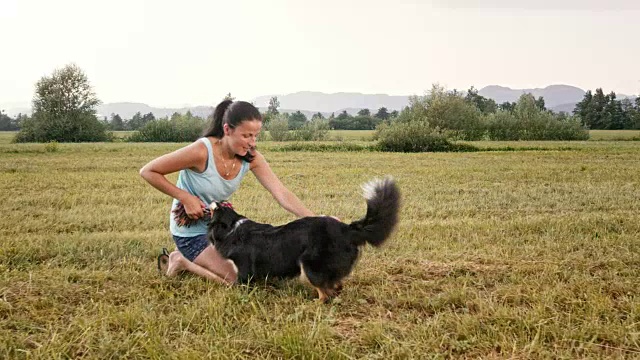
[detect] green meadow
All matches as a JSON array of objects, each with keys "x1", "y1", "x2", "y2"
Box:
[{"x1": 0, "y1": 131, "x2": 638, "y2": 358}]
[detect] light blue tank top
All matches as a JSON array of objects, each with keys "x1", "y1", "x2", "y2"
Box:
[{"x1": 169, "y1": 137, "x2": 250, "y2": 236}]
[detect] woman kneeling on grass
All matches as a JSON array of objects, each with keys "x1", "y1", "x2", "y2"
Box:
[{"x1": 140, "y1": 100, "x2": 315, "y2": 284}]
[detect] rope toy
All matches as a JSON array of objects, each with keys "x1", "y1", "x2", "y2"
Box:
[{"x1": 173, "y1": 201, "x2": 234, "y2": 227}]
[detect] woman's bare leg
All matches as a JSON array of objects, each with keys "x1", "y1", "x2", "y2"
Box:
[
  {"x1": 165, "y1": 245, "x2": 237, "y2": 285},
  {"x1": 193, "y1": 245, "x2": 238, "y2": 283}
]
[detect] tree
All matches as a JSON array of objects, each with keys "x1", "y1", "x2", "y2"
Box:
[
  {"x1": 109, "y1": 113, "x2": 125, "y2": 131},
  {"x1": 375, "y1": 107, "x2": 390, "y2": 120},
  {"x1": 311, "y1": 112, "x2": 324, "y2": 120},
  {"x1": 288, "y1": 111, "x2": 307, "y2": 130},
  {"x1": 573, "y1": 90, "x2": 593, "y2": 124},
  {"x1": 590, "y1": 88, "x2": 609, "y2": 129},
  {"x1": 15, "y1": 64, "x2": 108, "y2": 142},
  {"x1": 514, "y1": 94, "x2": 539, "y2": 122},
  {"x1": 464, "y1": 86, "x2": 497, "y2": 114},
  {"x1": 337, "y1": 110, "x2": 350, "y2": 120},
  {"x1": 142, "y1": 112, "x2": 155, "y2": 123},
  {"x1": 390, "y1": 110, "x2": 399, "y2": 118},
  {"x1": 633, "y1": 97, "x2": 640, "y2": 129},
  {"x1": 535, "y1": 96, "x2": 546, "y2": 111},
  {"x1": 0, "y1": 110, "x2": 19, "y2": 131},
  {"x1": 603, "y1": 92, "x2": 628, "y2": 130},
  {"x1": 267, "y1": 96, "x2": 280, "y2": 115},
  {"x1": 129, "y1": 112, "x2": 145, "y2": 130},
  {"x1": 223, "y1": 92, "x2": 235, "y2": 101},
  {"x1": 357, "y1": 108, "x2": 371, "y2": 117},
  {"x1": 499, "y1": 101, "x2": 516, "y2": 112}
]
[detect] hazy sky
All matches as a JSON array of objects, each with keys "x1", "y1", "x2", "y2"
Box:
[{"x1": 1, "y1": 0, "x2": 639, "y2": 109}]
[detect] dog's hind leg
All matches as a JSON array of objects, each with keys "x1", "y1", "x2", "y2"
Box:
[
  {"x1": 300, "y1": 263, "x2": 339, "y2": 303},
  {"x1": 315, "y1": 287, "x2": 331, "y2": 303}
]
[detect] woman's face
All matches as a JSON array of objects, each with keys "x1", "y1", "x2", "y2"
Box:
[{"x1": 224, "y1": 119, "x2": 262, "y2": 156}]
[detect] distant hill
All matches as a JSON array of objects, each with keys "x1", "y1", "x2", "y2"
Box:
[
  {"x1": 252, "y1": 91, "x2": 409, "y2": 113},
  {"x1": 96, "y1": 103, "x2": 214, "y2": 120},
  {"x1": 478, "y1": 84, "x2": 586, "y2": 109},
  {"x1": 478, "y1": 85, "x2": 636, "y2": 114}
]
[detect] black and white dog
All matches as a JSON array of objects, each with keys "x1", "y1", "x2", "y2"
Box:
[{"x1": 207, "y1": 177, "x2": 400, "y2": 302}]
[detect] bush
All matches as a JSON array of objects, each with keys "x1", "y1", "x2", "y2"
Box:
[
  {"x1": 14, "y1": 112, "x2": 111, "y2": 143},
  {"x1": 267, "y1": 115, "x2": 291, "y2": 141},
  {"x1": 127, "y1": 117, "x2": 205, "y2": 142},
  {"x1": 376, "y1": 121, "x2": 476, "y2": 152},
  {"x1": 485, "y1": 108, "x2": 589, "y2": 141},
  {"x1": 291, "y1": 120, "x2": 330, "y2": 141},
  {"x1": 485, "y1": 111, "x2": 525, "y2": 141},
  {"x1": 397, "y1": 85, "x2": 485, "y2": 140},
  {"x1": 44, "y1": 140, "x2": 59, "y2": 152}
]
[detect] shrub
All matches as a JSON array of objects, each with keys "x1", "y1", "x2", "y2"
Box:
[
  {"x1": 267, "y1": 115, "x2": 291, "y2": 141},
  {"x1": 376, "y1": 121, "x2": 476, "y2": 152},
  {"x1": 14, "y1": 112, "x2": 111, "y2": 143},
  {"x1": 127, "y1": 117, "x2": 205, "y2": 142},
  {"x1": 44, "y1": 140, "x2": 59, "y2": 152},
  {"x1": 397, "y1": 85, "x2": 485, "y2": 140},
  {"x1": 485, "y1": 106, "x2": 589, "y2": 141},
  {"x1": 291, "y1": 120, "x2": 330, "y2": 141},
  {"x1": 485, "y1": 111, "x2": 524, "y2": 141}
]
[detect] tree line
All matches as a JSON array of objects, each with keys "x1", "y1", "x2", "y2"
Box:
[
  {"x1": 3, "y1": 63, "x2": 639, "y2": 143},
  {"x1": 573, "y1": 89, "x2": 640, "y2": 130}
]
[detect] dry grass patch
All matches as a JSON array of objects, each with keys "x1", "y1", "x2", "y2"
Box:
[{"x1": 0, "y1": 139, "x2": 639, "y2": 358}]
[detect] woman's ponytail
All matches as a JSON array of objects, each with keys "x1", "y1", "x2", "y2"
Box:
[{"x1": 203, "y1": 99, "x2": 233, "y2": 138}]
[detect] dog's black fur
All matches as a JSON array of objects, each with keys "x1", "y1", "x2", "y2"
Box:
[{"x1": 206, "y1": 177, "x2": 400, "y2": 300}]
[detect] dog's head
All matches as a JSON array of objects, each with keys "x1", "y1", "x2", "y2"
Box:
[{"x1": 207, "y1": 202, "x2": 244, "y2": 234}]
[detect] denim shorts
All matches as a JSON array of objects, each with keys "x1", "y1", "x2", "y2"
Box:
[{"x1": 172, "y1": 234, "x2": 210, "y2": 262}]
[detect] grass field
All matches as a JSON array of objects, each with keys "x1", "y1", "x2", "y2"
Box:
[{"x1": 0, "y1": 133, "x2": 639, "y2": 358}]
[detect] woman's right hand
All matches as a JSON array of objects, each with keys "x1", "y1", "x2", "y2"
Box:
[{"x1": 182, "y1": 194, "x2": 207, "y2": 220}]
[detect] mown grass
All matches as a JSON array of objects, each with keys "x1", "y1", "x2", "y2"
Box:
[
  {"x1": 0, "y1": 136, "x2": 639, "y2": 359},
  {"x1": 589, "y1": 130, "x2": 640, "y2": 141}
]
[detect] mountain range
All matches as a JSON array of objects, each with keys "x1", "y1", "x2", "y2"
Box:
[{"x1": 2, "y1": 85, "x2": 636, "y2": 119}]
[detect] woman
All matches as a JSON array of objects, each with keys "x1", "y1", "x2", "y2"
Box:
[{"x1": 140, "y1": 100, "x2": 315, "y2": 285}]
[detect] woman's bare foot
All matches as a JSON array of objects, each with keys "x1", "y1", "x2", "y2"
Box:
[{"x1": 166, "y1": 250, "x2": 187, "y2": 277}]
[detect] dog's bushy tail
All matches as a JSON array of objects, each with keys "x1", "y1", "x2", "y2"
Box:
[{"x1": 348, "y1": 176, "x2": 401, "y2": 247}]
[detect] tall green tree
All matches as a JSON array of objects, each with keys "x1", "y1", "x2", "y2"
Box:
[
  {"x1": 0, "y1": 110, "x2": 19, "y2": 131},
  {"x1": 15, "y1": 64, "x2": 108, "y2": 142},
  {"x1": 109, "y1": 113, "x2": 125, "y2": 131},
  {"x1": 603, "y1": 92, "x2": 627, "y2": 129},
  {"x1": 499, "y1": 101, "x2": 516, "y2": 112},
  {"x1": 589, "y1": 88, "x2": 609, "y2": 129},
  {"x1": 464, "y1": 86, "x2": 497, "y2": 114},
  {"x1": 573, "y1": 90, "x2": 593, "y2": 123},
  {"x1": 375, "y1": 107, "x2": 390, "y2": 120},
  {"x1": 337, "y1": 110, "x2": 350, "y2": 120},
  {"x1": 142, "y1": 112, "x2": 155, "y2": 123},
  {"x1": 267, "y1": 96, "x2": 280, "y2": 115},
  {"x1": 357, "y1": 108, "x2": 371, "y2": 117},
  {"x1": 288, "y1": 111, "x2": 307, "y2": 130},
  {"x1": 311, "y1": 112, "x2": 324, "y2": 120},
  {"x1": 514, "y1": 94, "x2": 539, "y2": 122}
]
